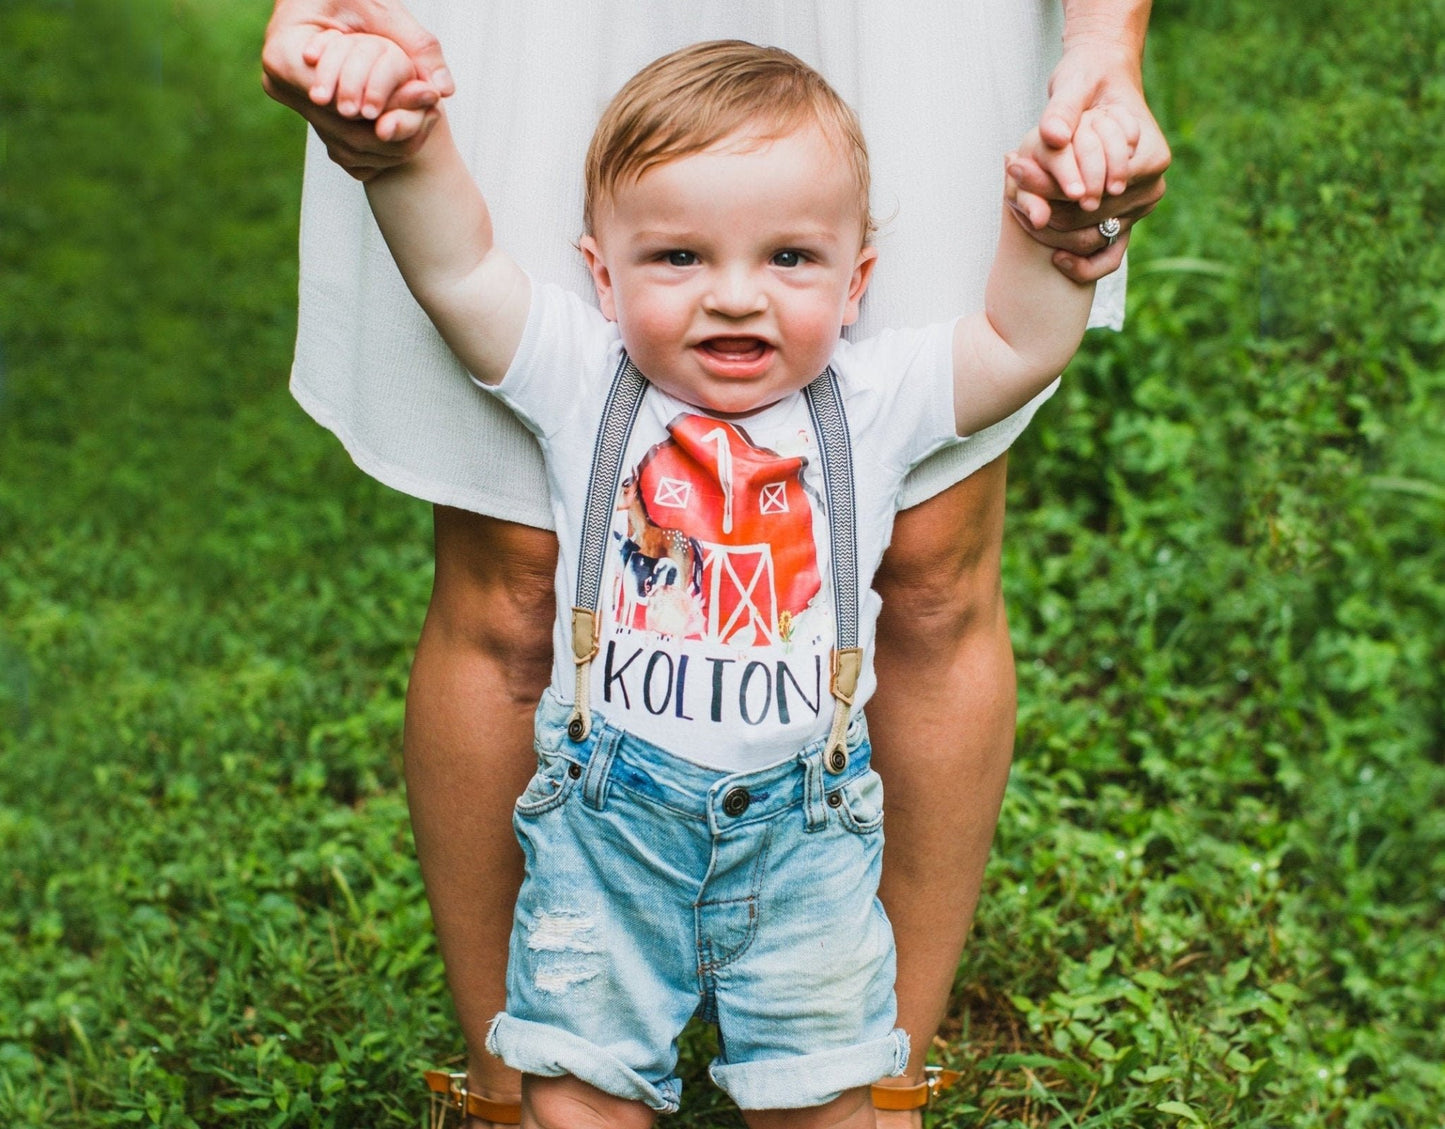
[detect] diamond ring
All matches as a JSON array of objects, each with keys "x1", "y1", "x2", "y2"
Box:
[{"x1": 1097, "y1": 216, "x2": 1123, "y2": 247}]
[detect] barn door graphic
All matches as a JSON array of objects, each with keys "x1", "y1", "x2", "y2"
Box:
[{"x1": 612, "y1": 414, "x2": 821, "y2": 646}]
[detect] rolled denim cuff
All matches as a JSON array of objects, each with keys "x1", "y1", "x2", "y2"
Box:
[
  {"x1": 486, "y1": 1013, "x2": 682, "y2": 1113},
  {"x1": 709, "y1": 1027, "x2": 909, "y2": 1110}
]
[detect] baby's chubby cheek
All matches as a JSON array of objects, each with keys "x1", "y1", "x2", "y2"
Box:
[
  {"x1": 613, "y1": 302, "x2": 685, "y2": 360},
  {"x1": 789, "y1": 309, "x2": 849, "y2": 370}
]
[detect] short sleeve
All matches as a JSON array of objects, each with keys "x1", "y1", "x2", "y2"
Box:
[
  {"x1": 831, "y1": 320, "x2": 961, "y2": 476},
  {"x1": 480, "y1": 280, "x2": 621, "y2": 440}
]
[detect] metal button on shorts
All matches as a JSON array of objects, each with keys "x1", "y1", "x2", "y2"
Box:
[{"x1": 722, "y1": 787, "x2": 750, "y2": 817}]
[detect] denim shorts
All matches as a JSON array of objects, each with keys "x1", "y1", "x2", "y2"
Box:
[{"x1": 486, "y1": 691, "x2": 907, "y2": 1112}]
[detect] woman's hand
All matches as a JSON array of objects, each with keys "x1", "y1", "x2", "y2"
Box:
[
  {"x1": 261, "y1": 0, "x2": 452, "y2": 180},
  {"x1": 1009, "y1": 39, "x2": 1171, "y2": 282}
]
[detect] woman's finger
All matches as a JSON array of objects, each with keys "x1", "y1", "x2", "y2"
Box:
[{"x1": 1052, "y1": 230, "x2": 1131, "y2": 283}]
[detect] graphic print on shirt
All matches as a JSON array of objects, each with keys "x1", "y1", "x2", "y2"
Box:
[
  {"x1": 602, "y1": 412, "x2": 830, "y2": 734},
  {"x1": 613, "y1": 414, "x2": 822, "y2": 642}
]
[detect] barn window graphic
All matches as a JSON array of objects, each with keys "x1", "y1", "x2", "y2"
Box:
[{"x1": 611, "y1": 414, "x2": 822, "y2": 646}]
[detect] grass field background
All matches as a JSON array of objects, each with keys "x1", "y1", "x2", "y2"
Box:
[{"x1": 2, "y1": 0, "x2": 1442, "y2": 1125}]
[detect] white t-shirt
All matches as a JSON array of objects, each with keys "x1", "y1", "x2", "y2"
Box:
[
  {"x1": 493, "y1": 283, "x2": 959, "y2": 771},
  {"x1": 292, "y1": 1, "x2": 1122, "y2": 524}
]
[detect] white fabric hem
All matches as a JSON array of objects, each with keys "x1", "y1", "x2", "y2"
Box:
[{"x1": 290, "y1": 370, "x2": 559, "y2": 530}]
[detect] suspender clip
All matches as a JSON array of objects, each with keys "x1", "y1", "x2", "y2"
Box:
[
  {"x1": 825, "y1": 647, "x2": 863, "y2": 773},
  {"x1": 568, "y1": 608, "x2": 600, "y2": 741}
]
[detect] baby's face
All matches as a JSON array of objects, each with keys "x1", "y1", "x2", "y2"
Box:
[{"x1": 581, "y1": 123, "x2": 876, "y2": 417}]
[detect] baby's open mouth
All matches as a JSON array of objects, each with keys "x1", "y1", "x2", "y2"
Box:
[
  {"x1": 702, "y1": 336, "x2": 767, "y2": 355},
  {"x1": 697, "y1": 337, "x2": 772, "y2": 372}
]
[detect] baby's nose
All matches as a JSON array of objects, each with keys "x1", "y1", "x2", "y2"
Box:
[{"x1": 704, "y1": 268, "x2": 767, "y2": 317}]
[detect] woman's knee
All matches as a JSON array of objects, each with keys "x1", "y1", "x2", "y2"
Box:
[
  {"x1": 874, "y1": 457, "x2": 1009, "y2": 653},
  {"x1": 425, "y1": 505, "x2": 559, "y2": 691}
]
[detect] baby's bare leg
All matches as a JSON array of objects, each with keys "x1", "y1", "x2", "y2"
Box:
[
  {"x1": 522, "y1": 1075, "x2": 656, "y2": 1129},
  {"x1": 742, "y1": 1088, "x2": 876, "y2": 1129}
]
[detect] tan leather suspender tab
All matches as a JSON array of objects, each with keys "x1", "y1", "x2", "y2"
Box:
[
  {"x1": 830, "y1": 646, "x2": 862, "y2": 705},
  {"x1": 824, "y1": 646, "x2": 864, "y2": 773},
  {"x1": 568, "y1": 608, "x2": 600, "y2": 741}
]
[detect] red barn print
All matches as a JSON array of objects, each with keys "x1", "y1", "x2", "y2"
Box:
[{"x1": 611, "y1": 414, "x2": 821, "y2": 646}]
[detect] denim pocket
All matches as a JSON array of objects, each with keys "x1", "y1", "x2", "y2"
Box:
[
  {"x1": 514, "y1": 749, "x2": 581, "y2": 817},
  {"x1": 832, "y1": 768, "x2": 884, "y2": 835}
]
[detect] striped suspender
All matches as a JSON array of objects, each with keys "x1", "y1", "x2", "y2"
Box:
[
  {"x1": 806, "y1": 370, "x2": 863, "y2": 774},
  {"x1": 566, "y1": 356, "x2": 648, "y2": 742},
  {"x1": 566, "y1": 362, "x2": 861, "y2": 773}
]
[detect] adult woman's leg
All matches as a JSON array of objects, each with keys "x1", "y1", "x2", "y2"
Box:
[
  {"x1": 405, "y1": 505, "x2": 559, "y2": 1125},
  {"x1": 867, "y1": 454, "x2": 1016, "y2": 1126}
]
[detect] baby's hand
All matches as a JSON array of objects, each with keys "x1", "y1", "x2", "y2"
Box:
[
  {"x1": 1009, "y1": 106, "x2": 1141, "y2": 220},
  {"x1": 302, "y1": 29, "x2": 419, "y2": 133}
]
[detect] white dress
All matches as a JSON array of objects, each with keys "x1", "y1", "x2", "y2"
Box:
[{"x1": 291, "y1": 0, "x2": 1125, "y2": 527}]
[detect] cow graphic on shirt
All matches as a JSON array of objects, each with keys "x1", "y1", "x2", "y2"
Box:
[
  {"x1": 614, "y1": 473, "x2": 706, "y2": 638},
  {"x1": 611, "y1": 413, "x2": 822, "y2": 647}
]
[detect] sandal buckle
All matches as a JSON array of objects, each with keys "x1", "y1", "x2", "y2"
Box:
[
  {"x1": 425, "y1": 1070, "x2": 468, "y2": 1129},
  {"x1": 925, "y1": 1065, "x2": 944, "y2": 1106}
]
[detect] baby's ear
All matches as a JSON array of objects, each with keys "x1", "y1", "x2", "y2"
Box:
[
  {"x1": 579, "y1": 235, "x2": 617, "y2": 321},
  {"x1": 841, "y1": 245, "x2": 879, "y2": 327}
]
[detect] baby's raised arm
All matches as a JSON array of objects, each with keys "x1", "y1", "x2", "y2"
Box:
[
  {"x1": 299, "y1": 31, "x2": 530, "y2": 385},
  {"x1": 950, "y1": 107, "x2": 1137, "y2": 436}
]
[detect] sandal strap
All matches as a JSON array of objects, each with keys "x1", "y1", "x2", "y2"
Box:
[
  {"x1": 870, "y1": 1066, "x2": 963, "y2": 1110},
  {"x1": 424, "y1": 1070, "x2": 522, "y2": 1125}
]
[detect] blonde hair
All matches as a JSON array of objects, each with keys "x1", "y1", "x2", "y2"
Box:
[{"x1": 583, "y1": 40, "x2": 874, "y2": 241}]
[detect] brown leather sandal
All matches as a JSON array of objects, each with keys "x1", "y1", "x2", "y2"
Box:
[
  {"x1": 424, "y1": 1070, "x2": 522, "y2": 1127},
  {"x1": 870, "y1": 1065, "x2": 963, "y2": 1113}
]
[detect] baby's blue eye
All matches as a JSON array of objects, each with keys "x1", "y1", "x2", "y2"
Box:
[
  {"x1": 772, "y1": 250, "x2": 804, "y2": 267},
  {"x1": 666, "y1": 251, "x2": 697, "y2": 267}
]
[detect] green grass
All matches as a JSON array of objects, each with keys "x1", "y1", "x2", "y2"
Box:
[{"x1": 2, "y1": 0, "x2": 1442, "y2": 1125}]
